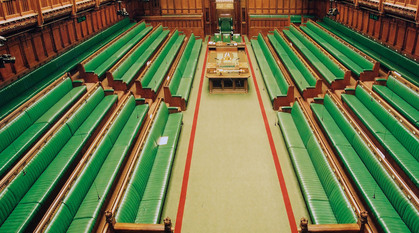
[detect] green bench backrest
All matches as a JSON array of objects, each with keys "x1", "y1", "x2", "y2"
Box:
[
  {"x1": 116, "y1": 103, "x2": 170, "y2": 223},
  {"x1": 322, "y1": 94, "x2": 419, "y2": 232},
  {"x1": 141, "y1": 31, "x2": 185, "y2": 91},
  {"x1": 0, "y1": 78, "x2": 73, "y2": 153},
  {"x1": 169, "y1": 34, "x2": 196, "y2": 94},
  {"x1": 112, "y1": 26, "x2": 164, "y2": 80},
  {"x1": 45, "y1": 97, "x2": 148, "y2": 233},
  {"x1": 257, "y1": 34, "x2": 289, "y2": 93},
  {"x1": 0, "y1": 87, "x2": 107, "y2": 226},
  {"x1": 289, "y1": 25, "x2": 344, "y2": 78},
  {"x1": 387, "y1": 75, "x2": 419, "y2": 110},
  {"x1": 272, "y1": 31, "x2": 316, "y2": 86},
  {"x1": 84, "y1": 22, "x2": 148, "y2": 72},
  {"x1": 291, "y1": 103, "x2": 357, "y2": 224},
  {"x1": 305, "y1": 21, "x2": 373, "y2": 70},
  {"x1": 354, "y1": 85, "x2": 419, "y2": 159}
]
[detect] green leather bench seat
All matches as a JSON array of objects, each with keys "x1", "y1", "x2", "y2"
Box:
[
  {"x1": 311, "y1": 95, "x2": 418, "y2": 233},
  {"x1": 341, "y1": 86, "x2": 419, "y2": 188},
  {"x1": 373, "y1": 75, "x2": 419, "y2": 128},
  {"x1": 141, "y1": 30, "x2": 185, "y2": 93},
  {"x1": 116, "y1": 103, "x2": 183, "y2": 224},
  {"x1": 0, "y1": 18, "x2": 133, "y2": 120},
  {"x1": 112, "y1": 26, "x2": 169, "y2": 85},
  {"x1": 0, "y1": 87, "x2": 117, "y2": 233},
  {"x1": 277, "y1": 102, "x2": 356, "y2": 224},
  {"x1": 84, "y1": 22, "x2": 152, "y2": 79},
  {"x1": 169, "y1": 34, "x2": 202, "y2": 103},
  {"x1": 268, "y1": 30, "x2": 317, "y2": 93},
  {"x1": 251, "y1": 34, "x2": 289, "y2": 102},
  {"x1": 290, "y1": 15, "x2": 302, "y2": 23},
  {"x1": 283, "y1": 25, "x2": 345, "y2": 85},
  {"x1": 318, "y1": 17, "x2": 419, "y2": 86},
  {"x1": 301, "y1": 21, "x2": 374, "y2": 77},
  {"x1": 0, "y1": 78, "x2": 86, "y2": 177},
  {"x1": 44, "y1": 96, "x2": 148, "y2": 233}
]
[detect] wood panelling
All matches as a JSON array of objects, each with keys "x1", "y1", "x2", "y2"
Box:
[
  {"x1": 247, "y1": 0, "x2": 314, "y2": 14},
  {"x1": 0, "y1": 4, "x2": 120, "y2": 85},
  {"x1": 140, "y1": 15, "x2": 205, "y2": 38},
  {"x1": 161, "y1": 0, "x2": 203, "y2": 14},
  {"x1": 335, "y1": 2, "x2": 419, "y2": 60},
  {"x1": 248, "y1": 17, "x2": 290, "y2": 37}
]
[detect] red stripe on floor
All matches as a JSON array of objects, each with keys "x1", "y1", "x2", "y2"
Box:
[
  {"x1": 174, "y1": 41, "x2": 209, "y2": 233},
  {"x1": 244, "y1": 37, "x2": 298, "y2": 233}
]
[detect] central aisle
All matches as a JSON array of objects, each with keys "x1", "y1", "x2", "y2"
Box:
[{"x1": 162, "y1": 37, "x2": 308, "y2": 232}]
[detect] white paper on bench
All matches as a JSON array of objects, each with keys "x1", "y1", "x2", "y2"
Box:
[{"x1": 158, "y1": 136, "x2": 168, "y2": 145}]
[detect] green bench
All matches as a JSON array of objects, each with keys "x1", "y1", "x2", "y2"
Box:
[
  {"x1": 107, "y1": 25, "x2": 169, "y2": 90},
  {"x1": 311, "y1": 94, "x2": 419, "y2": 233},
  {"x1": 301, "y1": 21, "x2": 376, "y2": 79},
  {"x1": 251, "y1": 33, "x2": 292, "y2": 109},
  {"x1": 139, "y1": 30, "x2": 185, "y2": 99},
  {"x1": 277, "y1": 101, "x2": 356, "y2": 224},
  {"x1": 116, "y1": 102, "x2": 183, "y2": 224},
  {"x1": 44, "y1": 96, "x2": 148, "y2": 233},
  {"x1": 0, "y1": 87, "x2": 117, "y2": 232},
  {"x1": 318, "y1": 17, "x2": 419, "y2": 86},
  {"x1": 0, "y1": 77, "x2": 86, "y2": 177},
  {"x1": 341, "y1": 84, "x2": 419, "y2": 188},
  {"x1": 0, "y1": 18, "x2": 133, "y2": 121},
  {"x1": 373, "y1": 74, "x2": 419, "y2": 128},
  {"x1": 283, "y1": 25, "x2": 347, "y2": 88},
  {"x1": 268, "y1": 30, "x2": 320, "y2": 97},
  {"x1": 166, "y1": 33, "x2": 202, "y2": 110},
  {"x1": 82, "y1": 22, "x2": 153, "y2": 81}
]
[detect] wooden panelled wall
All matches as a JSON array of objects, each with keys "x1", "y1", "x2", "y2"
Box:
[
  {"x1": 0, "y1": 4, "x2": 121, "y2": 85},
  {"x1": 247, "y1": 0, "x2": 313, "y2": 14},
  {"x1": 335, "y1": 2, "x2": 419, "y2": 60}
]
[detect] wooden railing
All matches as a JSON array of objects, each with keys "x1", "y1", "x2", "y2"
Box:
[{"x1": 0, "y1": 0, "x2": 35, "y2": 20}]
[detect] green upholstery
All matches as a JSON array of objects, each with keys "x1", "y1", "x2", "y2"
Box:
[
  {"x1": 251, "y1": 34, "x2": 289, "y2": 102},
  {"x1": 290, "y1": 15, "x2": 302, "y2": 24},
  {"x1": 0, "y1": 88, "x2": 117, "y2": 232},
  {"x1": 373, "y1": 75, "x2": 419, "y2": 127},
  {"x1": 213, "y1": 33, "x2": 222, "y2": 42},
  {"x1": 277, "y1": 102, "x2": 356, "y2": 224},
  {"x1": 84, "y1": 22, "x2": 153, "y2": 78},
  {"x1": 112, "y1": 26, "x2": 169, "y2": 85},
  {"x1": 311, "y1": 95, "x2": 419, "y2": 233},
  {"x1": 283, "y1": 25, "x2": 345, "y2": 85},
  {"x1": 141, "y1": 30, "x2": 185, "y2": 93},
  {"x1": 169, "y1": 34, "x2": 202, "y2": 103},
  {"x1": 0, "y1": 18, "x2": 133, "y2": 120},
  {"x1": 0, "y1": 78, "x2": 86, "y2": 177},
  {"x1": 44, "y1": 97, "x2": 148, "y2": 233},
  {"x1": 232, "y1": 34, "x2": 241, "y2": 43},
  {"x1": 341, "y1": 85, "x2": 419, "y2": 188},
  {"x1": 116, "y1": 103, "x2": 183, "y2": 224},
  {"x1": 268, "y1": 31, "x2": 317, "y2": 93},
  {"x1": 219, "y1": 17, "x2": 233, "y2": 34},
  {"x1": 301, "y1": 21, "x2": 374, "y2": 77},
  {"x1": 319, "y1": 17, "x2": 419, "y2": 86}
]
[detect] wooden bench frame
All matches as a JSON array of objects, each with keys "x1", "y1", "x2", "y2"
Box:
[
  {"x1": 309, "y1": 20, "x2": 380, "y2": 81},
  {"x1": 270, "y1": 29, "x2": 323, "y2": 99},
  {"x1": 287, "y1": 24, "x2": 351, "y2": 90},
  {"x1": 77, "y1": 20, "x2": 146, "y2": 83},
  {"x1": 105, "y1": 24, "x2": 165, "y2": 91}
]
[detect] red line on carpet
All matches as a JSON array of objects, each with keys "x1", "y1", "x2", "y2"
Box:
[
  {"x1": 244, "y1": 37, "x2": 298, "y2": 233},
  {"x1": 174, "y1": 40, "x2": 209, "y2": 233}
]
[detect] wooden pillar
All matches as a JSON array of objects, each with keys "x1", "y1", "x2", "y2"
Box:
[
  {"x1": 17, "y1": 0, "x2": 23, "y2": 16},
  {"x1": 416, "y1": 0, "x2": 419, "y2": 24},
  {"x1": 35, "y1": 0, "x2": 44, "y2": 26},
  {"x1": 96, "y1": 0, "x2": 100, "y2": 9},
  {"x1": 71, "y1": 0, "x2": 77, "y2": 16},
  {"x1": 378, "y1": 0, "x2": 384, "y2": 14}
]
